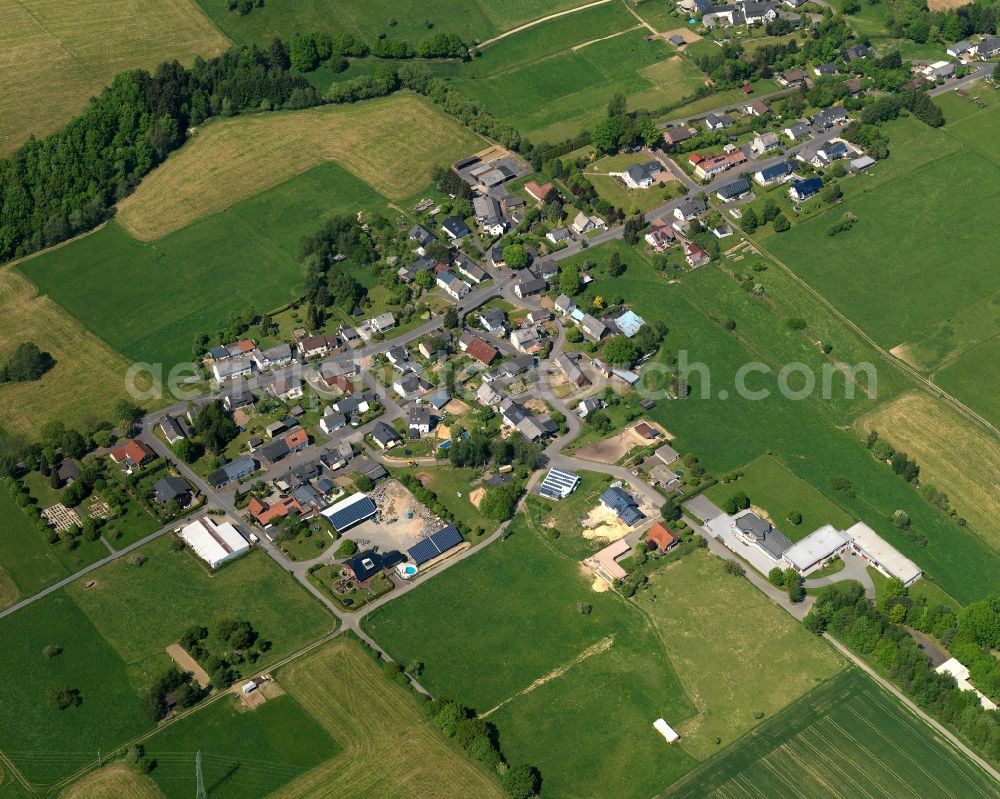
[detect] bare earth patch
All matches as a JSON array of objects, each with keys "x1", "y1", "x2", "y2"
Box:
[
  {"x1": 927, "y1": 0, "x2": 971, "y2": 8},
  {"x1": 166, "y1": 643, "x2": 211, "y2": 689},
  {"x1": 468, "y1": 487, "x2": 486, "y2": 509},
  {"x1": 117, "y1": 94, "x2": 485, "y2": 240}
]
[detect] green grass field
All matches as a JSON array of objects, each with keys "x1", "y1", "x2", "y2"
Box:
[
  {"x1": 0, "y1": 484, "x2": 70, "y2": 605},
  {"x1": 663, "y1": 668, "x2": 998, "y2": 799},
  {"x1": 364, "y1": 524, "x2": 699, "y2": 799},
  {"x1": 933, "y1": 335, "x2": 1000, "y2": 430},
  {"x1": 586, "y1": 152, "x2": 683, "y2": 213},
  {"x1": 559, "y1": 240, "x2": 1000, "y2": 603},
  {"x1": 20, "y1": 162, "x2": 384, "y2": 369},
  {"x1": 705, "y1": 456, "x2": 856, "y2": 542},
  {"x1": 635, "y1": 549, "x2": 844, "y2": 758},
  {"x1": 520, "y1": 469, "x2": 615, "y2": 560},
  {"x1": 144, "y1": 693, "x2": 338, "y2": 798},
  {"x1": 0, "y1": 538, "x2": 333, "y2": 785},
  {"x1": 441, "y1": 4, "x2": 706, "y2": 141},
  {"x1": 194, "y1": 0, "x2": 591, "y2": 45}
]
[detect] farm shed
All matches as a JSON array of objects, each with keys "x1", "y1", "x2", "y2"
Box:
[
  {"x1": 846, "y1": 522, "x2": 922, "y2": 586},
  {"x1": 322, "y1": 493, "x2": 378, "y2": 533},
  {"x1": 179, "y1": 517, "x2": 250, "y2": 570},
  {"x1": 653, "y1": 718, "x2": 680, "y2": 743}
]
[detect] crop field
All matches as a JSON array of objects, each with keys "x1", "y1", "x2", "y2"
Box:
[
  {"x1": 450, "y1": 17, "x2": 706, "y2": 142},
  {"x1": 859, "y1": 392, "x2": 1000, "y2": 548},
  {"x1": 0, "y1": 0, "x2": 228, "y2": 153},
  {"x1": 0, "y1": 539, "x2": 332, "y2": 787},
  {"x1": 705, "y1": 456, "x2": 856, "y2": 542},
  {"x1": 267, "y1": 638, "x2": 505, "y2": 799},
  {"x1": 117, "y1": 94, "x2": 483, "y2": 240},
  {"x1": 59, "y1": 763, "x2": 162, "y2": 799},
  {"x1": 195, "y1": 0, "x2": 591, "y2": 46},
  {"x1": 365, "y1": 523, "x2": 703, "y2": 799},
  {"x1": 21, "y1": 162, "x2": 386, "y2": 369},
  {"x1": 143, "y1": 693, "x2": 337, "y2": 799},
  {"x1": 559, "y1": 240, "x2": 1000, "y2": 603},
  {"x1": 663, "y1": 668, "x2": 998, "y2": 799},
  {"x1": 635, "y1": 550, "x2": 844, "y2": 759},
  {"x1": 0, "y1": 267, "x2": 136, "y2": 438}
]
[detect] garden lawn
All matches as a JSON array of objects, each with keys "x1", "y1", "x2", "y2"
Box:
[
  {"x1": 519, "y1": 469, "x2": 615, "y2": 560},
  {"x1": 65, "y1": 538, "x2": 334, "y2": 687},
  {"x1": 560, "y1": 240, "x2": 1000, "y2": 603},
  {"x1": 0, "y1": 593, "x2": 151, "y2": 785},
  {"x1": 412, "y1": 466, "x2": 500, "y2": 536},
  {"x1": 20, "y1": 162, "x2": 386, "y2": 369},
  {"x1": 144, "y1": 693, "x2": 337, "y2": 799},
  {"x1": 705, "y1": 455, "x2": 856, "y2": 542},
  {"x1": 663, "y1": 668, "x2": 999, "y2": 799},
  {"x1": 364, "y1": 523, "x2": 699, "y2": 799},
  {"x1": 635, "y1": 549, "x2": 845, "y2": 758}
]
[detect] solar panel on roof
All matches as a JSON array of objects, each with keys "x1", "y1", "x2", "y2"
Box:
[
  {"x1": 408, "y1": 525, "x2": 464, "y2": 566},
  {"x1": 324, "y1": 495, "x2": 377, "y2": 532},
  {"x1": 539, "y1": 468, "x2": 580, "y2": 500}
]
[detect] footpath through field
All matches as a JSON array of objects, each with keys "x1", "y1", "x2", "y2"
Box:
[{"x1": 478, "y1": 0, "x2": 613, "y2": 48}]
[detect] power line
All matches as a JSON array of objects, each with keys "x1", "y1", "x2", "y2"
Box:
[{"x1": 195, "y1": 751, "x2": 206, "y2": 799}]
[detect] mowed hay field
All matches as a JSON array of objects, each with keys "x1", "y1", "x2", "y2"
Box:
[
  {"x1": 117, "y1": 93, "x2": 484, "y2": 240},
  {"x1": 859, "y1": 392, "x2": 1000, "y2": 549},
  {"x1": 634, "y1": 550, "x2": 844, "y2": 759},
  {"x1": 0, "y1": 0, "x2": 229, "y2": 152},
  {"x1": 663, "y1": 669, "x2": 999, "y2": 799},
  {"x1": 270, "y1": 639, "x2": 505, "y2": 799},
  {"x1": 60, "y1": 763, "x2": 162, "y2": 799},
  {"x1": 0, "y1": 266, "x2": 134, "y2": 437}
]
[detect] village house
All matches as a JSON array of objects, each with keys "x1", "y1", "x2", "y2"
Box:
[
  {"x1": 554, "y1": 352, "x2": 590, "y2": 388},
  {"x1": 454, "y1": 252, "x2": 487, "y2": 284},
  {"x1": 789, "y1": 177, "x2": 823, "y2": 200},
  {"x1": 811, "y1": 105, "x2": 848, "y2": 131},
  {"x1": 441, "y1": 215, "x2": 471, "y2": 240},
  {"x1": 715, "y1": 177, "x2": 751, "y2": 203},
  {"x1": 267, "y1": 377, "x2": 304, "y2": 402},
  {"x1": 674, "y1": 196, "x2": 707, "y2": 223},
  {"x1": 473, "y1": 195, "x2": 507, "y2": 236},
  {"x1": 393, "y1": 371, "x2": 431, "y2": 400},
  {"x1": 580, "y1": 314, "x2": 609, "y2": 341},
  {"x1": 783, "y1": 119, "x2": 812, "y2": 140},
  {"x1": 408, "y1": 223, "x2": 436, "y2": 250},
  {"x1": 436, "y1": 270, "x2": 471, "y2": 300},
  {"x1": 644, "y1": 223, "x2": 676, "y2": 251},
  {"x1": 207, "y1": 455, "x2": 257, "y2": 489},
  {"x1": 371, "y1": 421, "x2": 401, "y2": 450},
  {"x1": 369, "y1": 312, "x2": 396, "y2": 334},
  {"x1": 703, "y1": 112, "x2": 734, "y2": 130},
  {"x1": 408, "y1": 404, "x2": 433, "y2": 437},
  {"x1": 751, "y1": 132, "x2": 780, "y2": 155},
  {"x1": 613, "y1": 161, "x2": 662, "y2": 189},
  {"x1": 691, "y1": 150, "x2": 748, "y2": 180},
  {"x1": 320, "y1": 409, "x2": 347, "y2": 435},
  {"x1": 776, "y1": 69, "x2": 808, "y2": 87},
  {"x1": 524, "y1": 180, "x2": 554, "y2": 203},
  {"x1": 477, "y1": 382, "x2": 504, "y2": 406},
  {"x1": 663, "y1": 126, "x2": 695, "y2": 146},
  {"x1": 600, "y1": 485, "x2": 645, "y2": 526},
  {"x1": 554, "y1": 294, "x2": 577, "y2": 316},
  {"x1": 159, "y1": 415, "x2": 186, "y2": 445},
  {"x1": 478, "y1": 307, "x2": 507, "y2": 335},
  {"x1": 109, "y1": 439, "x2": 155, "y2": 472},
  {"x1": 546, "y1": 226, "x2": 573, "y2": 245},
  {"x1": 513, "y1": 276, "x2": 547, "y2": 299},
  {"x1": 459, "y1": 331, "x2": 498, "y2": 365},
  {"x1": 153, "y1": 476, "x2": 192, "y2": 507},
  {"x1": 510, "y1": 327, "x2": 543, "y2": 354},
  {"x1": 212, "y1": 356, "x2": 253, "y2": 382},
  {"x1": 742, "y1": 99, "x2": 771, "y2": 117},
  {"x1": 685, "y1": 242, "x2": 711, "y2": 267},
  {"x1": 298, "y1": 334, "x2": 338, "y2": 358},
  {"x1": 754, "y1": 161, "x2": 795, "y2": 187}
]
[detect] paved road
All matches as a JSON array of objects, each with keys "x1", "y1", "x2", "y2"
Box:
[
  {"x1": 928, "y1": 62, "x2": 995, "y2": 96},
  {"x1": 804, "y1": 552, "x2": 874, "y2": 598},
  {"x1": 823, "y1": 633, "x2": 1000, "y2": 785}
]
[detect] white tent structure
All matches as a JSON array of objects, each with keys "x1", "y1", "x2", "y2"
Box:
[
  {"x1": 653, "y1": 718, "x2": 680, "y2": 743},
  {"x1": 179, "y1": 516, "x2": 250, "y2": 570}
]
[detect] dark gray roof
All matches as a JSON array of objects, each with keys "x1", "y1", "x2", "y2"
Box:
[
  {"x1": 372, "y1": 421, "x2": 400, "y2": 445},
  {"x1": 408, "y1": 525, "x2": 464, "y2": 566},
  {"x1": 735, "y1": 512, "x2": 793, "y2": 558},
  {"x1": 716, "y1": 177, "x2": 750, "y2": 199},
  {"x1": 153, "y1": 476, "x2": 190, "y2": 504}
]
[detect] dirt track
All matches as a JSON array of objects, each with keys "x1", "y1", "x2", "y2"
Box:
[{"x1": 166, "y1": 644, "x2": 211, "y2": 689}]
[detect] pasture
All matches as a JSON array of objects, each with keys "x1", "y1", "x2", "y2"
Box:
[
  {"x1": 59, "y1": 763, "x2": 162, "y2": 799},
  {"x1": 663, "y1": 668, "x2": 999, "y2": 799},
  {"x1": 117, "y1": 93, "x2": 483, "y2": 240},
  {"x1": 143, "y1": 693, "x2": 337, "y2": 799},
  {"x1": 364, "y1": 523, "x2": 700, "y2": 799},
  {"x1": 22, "y1": 162, "x2": 385, "y2": 369},
  {"x1": 65, "y1": 538, "x2": 334, "y2": 686},
  {"x1": 859, "y1": 392, "x2": 1000, "y2": 548},
  {"x1": 444, "y1": 4, "x2": 707, "y2": 141},
  {"x1": 0, "y1": 0, "x2": 228, "y2": 153},
  {"x1": 635, "y1": 549, "x2": 844, "y2": 759},
  {"x1": 271, "y1": 638, "x2": 506, "y2": 799},
  {"x1": 705, "y1": 456, "x2": 856, "y2": 542},
  {"x1": 934, "y1": 335, "x2": 1000, "y2": 430},
  {"x1": 0, "y1": 483, "x2": 69, "y2": 605},
  {"x1": 194, "y1": 0, "x2": 590, "y2": 46},
  {"x1": 0, "y1": 267, "x2": 136, "y2": 438},
  {"x1": 559, "y1": 240, "x2": 1000, "y2": 603}
]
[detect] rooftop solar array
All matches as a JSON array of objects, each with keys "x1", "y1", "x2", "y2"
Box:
[
  {"x1": 321, "y1": 494, "x2": 377, "y2": 532},
  {"x1": 539, "y1": 468, "x2": 581, "y2": 500},
  {"x1": 408, "y1": 525, "x2": 464, "y2": 566}
]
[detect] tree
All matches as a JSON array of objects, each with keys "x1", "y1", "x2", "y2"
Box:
[
  {"x1": 48, "y1": 685, "x2": 82, "y2": 710},
  {"x1": 638, "y1": 117, "x2": 662, "y2": 149},
  {"x1": 173, "y1": 437, "x2": 203, "y2": 464},
  {"x1": 820, "y1": 182, "x2": 842, "y2": 203},
  {"x1": 722, "y1": 492, "x2": 750, "y2": 514},
  {"x1": 787, "y1": 511, "x2": 802, "y2": 525},
  {"x1": 784, "y1": 568, "x2": 804, "y2": 602},
  {"x1": 502, "y1": 243, "x2": 528, "y2": 269},
  {"x1": 114, "y1": 400, "x2": 143, "y2": 436},
  {"x1": 622, "y1": 214, "x2": 646, "y2": 245},
  {"x1": 565, "y1": 327, "x2": 583, "y2": 344},
  {"x1": 501, "y1": 764, "x2": 541, "y2": 799},
  {"x1": 741, "y1": 206, "x2": 759, "y2": 232},
  {"x1": 335, "y1": 538, "x2": 358, "y2": 558},
  {"x1": 480, "y1": 483, "x2": 520, "y2": 520},
  {"x1": 608, "y1": 251, "x2": 625, "y2": 277},
  {"x1": 607, "y1": 92, "x2": 627, "y2": 118},
  {"x1": 768, "y1": 567, "x2": 785, "y2": 587},
  {"x1": 591, "y1": 116, "x2": 626, "y2": 153},
  {"x1": 0, "y1": 342, "x2": 55, "y2": 383},
  {"x1": 559, "y1": 264, "x2": 581, "y2": 296},
  {"x1": 443, "y1": 307, "x2": 459, "y2": 329},
  {"x1": 414, "y1": 269, "x2": 434, "y2": 289},
  {"x1": 724, "y1": 559, "x2": 745, "y2": 576},
  {"x1": 772, "y1": 214, "x2": 790, "y2": 232},
  {"x1": 290, "y1": 33, "x2": 321, "y2": 72},
  {"x1": 603, "y1": 335, "x2": 638, "y2": 367}
]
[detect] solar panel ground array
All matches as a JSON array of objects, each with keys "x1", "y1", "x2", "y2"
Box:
[{"x1": 663, "y1": 668, "x2": 998, "y2": 799}]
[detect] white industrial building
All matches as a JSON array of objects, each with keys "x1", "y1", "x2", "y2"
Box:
[
  {"x1": 936, "y1": 658, "x2": 998, "y2": 711},
  {"x1": 780, "y1": 524, "x2": 853, "y2": 574},
  {"x1": 179, "y1": 516, "x2": 250, "y2": 569},
  {"x1": 846, "y1": 521, "x2": 922, "y2": 586}
]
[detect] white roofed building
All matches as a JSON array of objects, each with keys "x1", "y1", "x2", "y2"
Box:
[
  {"x1": 780, "y1": 524, "x2": 852, "y2": 574},
  {"x1": 846, "y1": 521, "x2": 922, "y2": 586},
  {"x1": 179, "y1": 516, "x2": 250, "y2": 569}
]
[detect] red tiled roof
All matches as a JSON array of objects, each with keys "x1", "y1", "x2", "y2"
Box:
[
  {"x1": 285, "y1": 429, "x2": 309, "y2": 449},
  {"x1": 109, "y1": 439, "x2": 155, "y2": 466},
  {"x1": 646, "y1": 522, "x2": 677, "y2": 551},
  {"x1": 323, "y1": 374, "x2": 354, "y2": 394},
  {"x1": 249, "y1": 496, "x2": 303, "y2": 525},
  {"x1": 465, "y1": 336, "x2": 498, "y2": 365},
  {"x1": 234, "y1": 339, "x2": 255, "y2": 353},
  {"x1": 525, "y1": 180, "x2": 553, "y2": 202}
]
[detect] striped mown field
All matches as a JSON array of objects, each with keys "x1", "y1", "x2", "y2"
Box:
[{"x1": 664, "y1": 669, "x2": 998, "y2": 799}]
